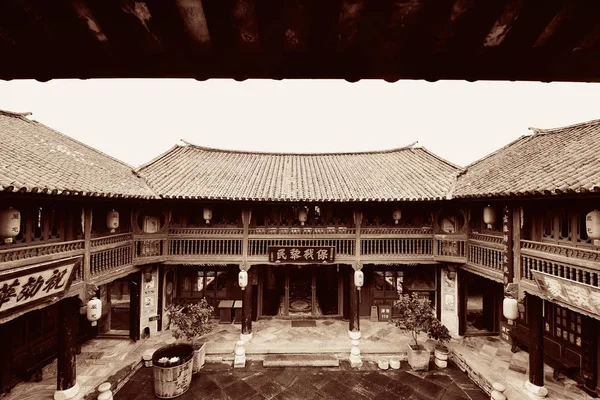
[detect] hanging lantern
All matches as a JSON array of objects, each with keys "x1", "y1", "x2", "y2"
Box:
[
  {"x1": 87, "y1": 297, "x2": 102, "y2": 326},
  {"x1": 0, "y1": 207, "x2": 21, "y2": 244},
  {"x1": 586, "y1": 210, "x2": 600, "y2": 240},
  {"x1": 503, "y1": 298, "x2": 519, "y2": 321},
  {"x1": 203, "y1": 207, "x2": 212, "y2": 224},
  {"x1": 239, "y1": 270, "x2": 248, "y2": 290},
  {"x1": 483, "y1": 206, "x2": 496, "y2": 229},
  {"x1": 106, "y1": 209, "x2": 119, "y2": 233},
  {"x1": 354, "y1": 270, "x2": 364, "y2": 290},
  {"x1": 298, "y1": 207, "x2": 308, "y2": 226},
  {"x1": 392, "y1": 208, "x2": 402, "y2": 224}
]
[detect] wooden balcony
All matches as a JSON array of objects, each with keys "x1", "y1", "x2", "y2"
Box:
[
  {"x1": 361, "y1": 228, "x2": 433, "y2": 263},
  {"x1": 90, "y1": 233, "x2": 135, "y2": 284},
  {"x1": 432, "y1": 234, "x2": 468, "y2": 264},
  {"x1": 133, "y1": 234, "x2": 168, "y2": 265},
  {"x1": 168, "y1": 227, "x2": 243, "y2": 263},
  {"x1": 520, "y1": 240, "x2": 600, "y2": 288},
  {"x1": 0, "y1": 239, "x2": 85, "y2": 272},
  {"x1": 464, "y1": 233, "x2": 504, "y2": 282}
]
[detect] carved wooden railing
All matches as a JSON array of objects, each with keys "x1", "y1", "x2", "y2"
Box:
[
  {"x1": 90, "y1": 233, "x2": 134, "y2": 277},
  {"x1": 467, "y1": 233, "x2": 503, "y2": 273},
  {"x1": 134, "y1": 235, "x2": 167, "y2": 264},
  {"x1": 521, "y1": 240, "x2": 600, "y2": 287},
  {"x1": 169, "y1": 239, "x2": 243, "y2": 257},
  {"x1": 0, "y1": 239, "x2": 85, "y2": 270},
  {"x1": 170, "y1": 227, "x2": 243, "y2": 236},
  {"x1": 361, "y1": 237, "x2": 433, "y2": 258},
  {"x1": 433, "y1": 235, "x2": 467, "y2": 262}
]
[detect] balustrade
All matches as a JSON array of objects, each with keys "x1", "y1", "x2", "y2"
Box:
[
  {"x1": 467, "y1": 235, "x2": 503, "y2": 272},
  {"x1": 135, "y1": 236, "x2": 166, "y2": 259},
  {"x1": 361, "y1": 237, "x2": 432, "y2": 257},
  {"x1": 521, "y1": 240, "x2": 600, "y2": 287},
  {"x1": 434, "y1": 236, "x2": 467, "y2": 261},
  {"x1": 169, "y1": 238, "x2": 243, "y2": 256},
  {"x1": 0, "y1": 240, "x2": 85, "y2": 270},
  {"x1": 90, "y1": 244, "x2": 133, "y2": 277}
]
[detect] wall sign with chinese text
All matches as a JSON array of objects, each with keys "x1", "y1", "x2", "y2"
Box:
[
  {"x1": 532, "y1": 270, "x2": 600, "y2": 318},
  {"x1": 268, "y1": 246, "x2": 335, "y2": 264},
  {"x1": 0, "y1": 257, "x2": 79, "y2": 318}
]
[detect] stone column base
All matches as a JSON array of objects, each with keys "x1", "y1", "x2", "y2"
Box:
[
  {"x1": 240, "y1": 332, "x2": 253, "y2": 342},
  {"x1": 54, "y1": 382, "x2": 80, "y2": 400},
  {"x1": 525, "y1": 380, "x2": 548, "y2": 398},
  {"x1": 348, "y1": 330, "x2": 361, "y2": 340}
]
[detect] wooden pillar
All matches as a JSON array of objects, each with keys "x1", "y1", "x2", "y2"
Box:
[
  {"x1": 82, "y1": 207, "x2": 92, "y2": 282},
  {"x1": 527, "y1": 295, "x2": 545, "y2": 388},
  {"x1": 241, "y1": 276, "x2": 253, "y2": 337},
  {"x1": 0, "y1": 321, "x2": 11, "y2": 392},
  {"x1": 349, "y1": 268, "x2": 360, "y2": 334},
  {"x1": 57, "y1": 296, "x2": 79, "y2": 394}
]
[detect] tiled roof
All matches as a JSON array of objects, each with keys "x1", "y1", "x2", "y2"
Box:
[
  {"x1": 0, "y1": 110, "x2": 156, "y2": 198},
  {"x1": 455, "y1": 119, "x2": 600, "y2": 198},
  {"x1": 137, "y1": 143, "x2": 461, "y2": 202}
]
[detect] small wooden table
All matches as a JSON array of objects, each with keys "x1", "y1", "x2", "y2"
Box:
[{"x1": 217, "y1": 300, "x2": 234, "y2": 324}]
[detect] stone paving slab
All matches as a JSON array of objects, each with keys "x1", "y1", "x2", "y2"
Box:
[{"x1": 114, "y1": 360, "x2": 489, "y2": 400}]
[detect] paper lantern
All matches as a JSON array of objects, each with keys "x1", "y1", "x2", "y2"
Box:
[
  {"x1": 87, "y1": 297, "x2": 102, "y2": 326},
  {"x1": 106, "y1": 209, "x2": 119, "y2": 233},
  {"x1": 0, "y1": 207, "x2": 20, "y2": 244},
  {"x1": 392, "y1": 208, "x2": 402, "y2": 224},
  {"x1": 203, "y1": 207, "x2": 212, "y2": 224},
  {"x1": 298, "y1": 208, "x2": 308, "y2": 226},
  {"x1": 354, "y1": 270, "x2": 364, "y2": 290},
  {"x1": 239, "y1": 270, "x2": 248, "y2": 290},
  {"x1": 503, "y1": 297, "x2": 519, "y2": 321},
  {"x1": 483, "y1": 206, "x2": 496, "y2": 229},
  {"x1": 586, "y1": 210, "x2": 600, "y2": 240}
]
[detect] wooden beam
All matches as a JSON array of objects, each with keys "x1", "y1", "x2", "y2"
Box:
[
  {"x1": 483, "y1": 0, "x2": 526, "y2": 48},
  {"x1": 57, "y1": 296, "x2": 79, "y2": 392},
  {"x1": 174, "y1": 0, "x2": 211, "y2": 48},
  {"x1": 232, "y1": 0, "x2": 260, "y2": 52}
]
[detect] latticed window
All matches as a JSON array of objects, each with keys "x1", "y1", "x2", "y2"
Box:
[
  {"x1": 545, "y1": 303, "x2": 582, "y2": 347},
  {"x1": 179, "y1": 267, "x2": 228, "y2": 299},
  {"x1": 374, "y1": 270, "x2": 403, "y2": 298}
]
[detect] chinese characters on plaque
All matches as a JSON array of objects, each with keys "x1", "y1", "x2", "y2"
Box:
[
  {"x1": 268, "y1": 246, "x2": 335, "y2": 264},
  {"x1": 532, "y1": 270, "x2": 600, "y2": 318},
  {"x1": 0, "y1": 258, "x2": 78, "y2": 316}
]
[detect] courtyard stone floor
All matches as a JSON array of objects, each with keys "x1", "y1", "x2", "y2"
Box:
[
  {"x1": 2, "y1": 319, "x2": 595, "y2": 399},
  {"x1": 115, "y1": 360, "x2": 488, "y2": 400}
]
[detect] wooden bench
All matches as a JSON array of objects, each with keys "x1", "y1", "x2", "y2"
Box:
[{"x1": 509, "y1": 328, "x2": 580, "y2": 379}]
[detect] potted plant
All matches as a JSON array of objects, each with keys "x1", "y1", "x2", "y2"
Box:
[
  {"x1": 152, "y1": 343, "x2": 195, "y2": 399},
  {"x1": 428, "y1": 318, "x2": 452, "y2": 368},
  {"x1": 393, "y1": 293, "x2": 435, "y2": 371},
  {"x1": 167, "y1": 298, "x2": 215, "y2": 373}
]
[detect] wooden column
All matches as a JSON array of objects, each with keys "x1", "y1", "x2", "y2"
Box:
[
  {"x1": 527, "y1": 294, "x2": 544, "y2": 388},
  {"x1": 82, "y1": 207, "x2": 93, "y2": 282},
  {"x1": 57, "y1": 296, "x2": 79, "y2": 392},
  {"x1": 242, "y1": 275, "x2": 252, "y2": 337},
  {"x1": 350, "y1": 210, "x2": 362, "y2": 336},
  {"x1": 349, "y1": 271, "x2": 360, "y2": 333},
  {"x1": 0, "y1": 322, "x2": 11, "y2": 392}
]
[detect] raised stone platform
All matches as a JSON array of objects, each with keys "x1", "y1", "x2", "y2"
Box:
[{"x1": 263, "y1": 354, "x2": 339, "y2": 367}]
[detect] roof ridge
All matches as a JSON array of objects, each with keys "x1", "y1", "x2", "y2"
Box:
[
  {"x1": 178, "y1": 140, "x2": 421, "y2": 156},
  {"x1": 0, "y1": 109, "x2": 33, "y2": 118},
  {"x1": 528, "y1": 118, "x2": 600, "y2": 134},
  {"x1": 458, "y1": 134, "x2": 531, "y2": 175},
  {"x1": 135, "y1": 144, "x2": 183, "y2": 172},
  {"x1": 416, "y1": 146, "x2": 463, "y2": 171}
]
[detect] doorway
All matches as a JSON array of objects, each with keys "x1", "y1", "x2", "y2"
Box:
[
  {"x1": 260, "y1": 265, "x2": 342, "y2": 318},
  {"x1": 460, "y1": 271, "x2": 503, "y2": 336}
]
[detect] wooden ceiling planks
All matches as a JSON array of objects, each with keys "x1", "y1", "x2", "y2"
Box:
[{"x1": 0, "y1": 0, "x2": 600, "y2": 81}]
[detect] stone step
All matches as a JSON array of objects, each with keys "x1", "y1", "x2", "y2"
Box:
[{"x1": 263, "y1": 354, "x2": 340, "y2": 368}]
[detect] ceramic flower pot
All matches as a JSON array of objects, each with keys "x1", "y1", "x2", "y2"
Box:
[{"x1": 434, "y1": 346, "x2": 449, "y2": 368}]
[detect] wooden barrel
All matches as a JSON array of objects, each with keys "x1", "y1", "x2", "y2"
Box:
[{"x1": 152, "y1": 344, "x2": 194, "y2": 399}]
